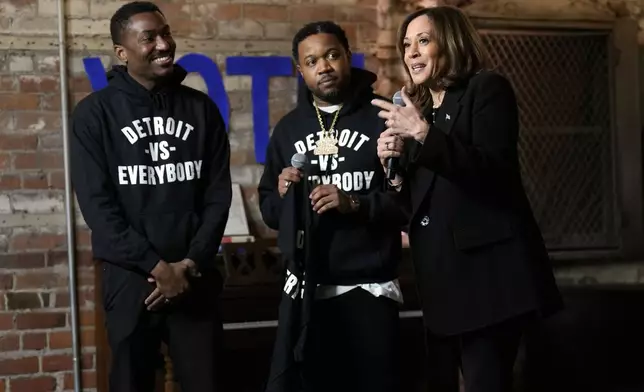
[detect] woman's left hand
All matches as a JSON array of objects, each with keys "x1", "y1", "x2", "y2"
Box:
[{"x1": 371, "y1": 87, "x2": 430, "y2": 144}]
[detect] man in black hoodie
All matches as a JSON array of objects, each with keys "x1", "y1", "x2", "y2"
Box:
[
  {"x1": 69, "y1": 2, "x2": 232, "y2": 392},
  {"x1": 259, "y1": 21, "x2": 408, "y2": 392}
]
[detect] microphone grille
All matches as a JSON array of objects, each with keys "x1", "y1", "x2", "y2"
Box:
[
  {"x1": 392, "y1": 90, "x2": 405, "y2": 107},
  {"x1": 291, "y1": 153, "x2": 307, "y2": 169}
]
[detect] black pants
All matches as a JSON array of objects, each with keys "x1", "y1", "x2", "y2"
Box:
[
  {"x1": 425, "y1": 313, "x2": 533, "y2": 392},
  {"x1": 101, "y1": 262, "x2": 224, "y2": 392},
  {"x1": 303, "y1": 288, "x2": 401, "y2": 392}
]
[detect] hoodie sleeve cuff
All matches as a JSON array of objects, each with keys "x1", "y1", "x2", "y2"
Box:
[{"x1": 141, "y1": 249, "x2": 162, "y2": 274}]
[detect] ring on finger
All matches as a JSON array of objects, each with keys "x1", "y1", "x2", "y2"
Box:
[{"x1": 285, "y1": 180, "x2": 291, "y2": 188}]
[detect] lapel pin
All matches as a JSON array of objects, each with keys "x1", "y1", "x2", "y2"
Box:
[{"x1": 445, "y1": 114, "x2": 451, "y2": 120}]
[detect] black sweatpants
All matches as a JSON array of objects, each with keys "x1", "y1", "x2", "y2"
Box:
[
  {"x1": 424, "y1": 313, "x2": 533, "y2": 392},
  {"x1": 101, "y1": 262, "x2": 224, "y2": 392},
  {"x1": 302, "y1": 288, "x2": 401, "y2": 392}
]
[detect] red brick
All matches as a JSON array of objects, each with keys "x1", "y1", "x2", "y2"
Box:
[
  {"x1": 336, "y1": 6, "x2": 376, "y2": 23},
  {"x1": 0, "y1": 135, "x2": 38, "y2": 150},
  {"x1": 15, "y1": 312, "x2": 66, "y2": 330},
  {"x1": 21, "y1": 332, "x2": 46, "y2": 350},
  {"x1": 40, "y1": 93, "x2": 61, "y2": 110},
  {"x1": 69, "y1": 76, "x2": 92, "y2": 93},
  {"x1": 157, "y1": 2, "x2": 190, "y2": 18},
  {"x1": 81, "y1": 328, "x2": 95, "y2": 347},
  {"x1": 42, "y1": 354, "x2": 72, "y2": 372},
  {"x1": 0, "y1": 334, "x2": 20, "y2": 352},
  {"x1": 5, "y1": 292, "x2": 42, "y2": 310},
  {"x1": 13, "y1": 152, "x2": 63, "y2": 170},
  {"x1": 9, "y1": 376, "x2": 57, "y2": 392},
  {"x1": 243, "y1": 4, "x2": 289, "y2": 20},
  {"x1": 358, "y1": 23, "x2": 378, "y2": 44},
  {"x1": 48, "y1": 171, "x2": 64, "y2": 189},
  {"x1": 82, "y1": 353, "x2": 94, "y2": 369},
  {"x1": 291, "y1": 5, "x2": 336, "y2": 21},
  {"x1": 18, "y1": 76, "x2": 59, "y2": 93},
  {"x1": 75, "y1": 229, "x2": 91, "y2": 249},
  {"x1": 0, "y1": 253, "x2": 46, "y2": 269},
  {"x1": 47, "y1": 250, "x2": 95, "y2": 268},
  {"x1": 10, "y1": 233, "x2": 66, "y2": 252},
  {"x1": 14, "y1": 112, "x2": 60, "y2": 131},
  {"x1": 0, "y1": 314, "x2": 13, "y2": 330},
  {"x1": 0, "y1": 174, "x2": 20, "y2": 190},
  {"x1": 42, "y1": 354, "x2": 93, "y2": 372},
  {"x1": 21, "y1": 173, "x2": 49, "y2": 189},
  {"x1": 0, "y1": 274, "x2": 12, "y2": 290},
  {"x1": 341, "y1": 23, "x2": 358, "y2": 45},
  {"x1": 64, "y1": 370, "x2": 97, "y2": 389},
  {"x1": 0, "y1": 76, "x2": 17, "y2": 91},
  {"x1": 76, "y1": 268, "x2": 95, "y2": 288},
  {"x1": 38, "y1": 134, "x2": 63, "y2": 149},
  {"x1": 48, "y1": 330, "x2": 72, "y2": 349},
  {"x1": 78, "y1": 310, "x2": 95, "y2": 327},
  {"x1": 0, "y1": 94, "x2": 39, "y2": 110},
  {"x1": 77, "y1": 251, "x2": 95, "y2": 267},
  {"x1": 14, "y1": 271, "x2": 66, "y2": 290},
  {"x1": 204, "y1": 4, "x2": 240, "y2": 20},
  {"x1": 0, "y1": 153, "x2": 10, "y2": 170},
  {"x1": 0, "y1": 378, "x2": 5, "y2": 392},
  {"x1": 52, "y1": 288, "x2": 94, "y2": 309},
  {"x1": 0, "y1": 357, "x2": 39, "y2": 375}
]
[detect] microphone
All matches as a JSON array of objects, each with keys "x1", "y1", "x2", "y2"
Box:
[
  {"x1": 387, "y1": 91, "x2": 405, "y2": 180},
  {"x1": 291, "y1": 153, "x2": 307, "y2": 171},
  {"x1": 288, "y1": 153, "x2": 308, "y2": 198}
]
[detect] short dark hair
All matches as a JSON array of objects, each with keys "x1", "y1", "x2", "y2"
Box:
[
  {"x1": 398, "y1": 6, "x2": 492, "y2": 109},
  {"x1": 291, "y1": 21, "x2": 350, "y2": 61},
  {"x1": 110, "y1": 1, "x2": 164, "y2": 45}
]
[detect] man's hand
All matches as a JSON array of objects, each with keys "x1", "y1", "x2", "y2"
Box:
[
  {"x1": 144, "y1": 278, "x2": 167, "y2": 311},
  {"x1": 278, "y1": 167, "x2": 303, "y2": 198},
  {"x1": 310, "y1": 184, "x2": 354, "y2": 214},
  {"x1": 149, "y1": 260, "x2": 190, "y2": 299},
  {"x1": 181, "y1": 258, "x2": 201, "y2": 278},
  {"x1": 145, "y1": 259, "x2": 201, "y2": 311}
]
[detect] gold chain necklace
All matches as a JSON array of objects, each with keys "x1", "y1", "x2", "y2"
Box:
[{"x1": 313, "y1": 102, "x2": 342, "y2": 156}]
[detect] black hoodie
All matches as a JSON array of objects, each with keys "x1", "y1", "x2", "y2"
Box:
[
  {"x1": 70, "y1": 65, "x2": 232, "y2": 275},
  {"x1": 258, "y1": 67, "x2": 409, "y2": 285}
]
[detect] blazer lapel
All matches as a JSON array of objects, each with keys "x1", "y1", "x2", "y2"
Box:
[
  {"x1": 410, "y1": 84, "x2": 467, "y2": 217},
  {"x1": 435, "y1": 86, "x2": 464, "y2": 135}
]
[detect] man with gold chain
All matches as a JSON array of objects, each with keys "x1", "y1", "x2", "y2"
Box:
[{"x1": 258, "y1": 21, "x2": 409, "y2": 392}]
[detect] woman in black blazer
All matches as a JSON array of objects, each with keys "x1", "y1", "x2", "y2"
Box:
[{"x1": 372, "y1": 6, "x2": 563, "y2": 392}]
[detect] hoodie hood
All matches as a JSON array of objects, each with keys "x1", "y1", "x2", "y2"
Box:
[
  {"x1": 106, "y1": 64, "x2": 188, "y2": 110},
  {"x1": 296, "y1": 67, "x2": 378, "y2": 117}
]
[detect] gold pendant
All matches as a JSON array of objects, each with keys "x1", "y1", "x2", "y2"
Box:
[{"x1": 313, "y1": 131, "x2": 338, "y2": 156}]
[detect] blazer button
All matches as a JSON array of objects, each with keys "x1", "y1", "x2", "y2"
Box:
[{"x1": 420, "y1": 216, "x2": 430, "y2": 226}]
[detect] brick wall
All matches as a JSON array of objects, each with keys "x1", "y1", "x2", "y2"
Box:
[{"x1": 0, "y1": 0, "x2": 378, "y2": 390}]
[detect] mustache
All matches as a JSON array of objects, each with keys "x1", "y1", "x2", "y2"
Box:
[{"x1": 318, "y1": 74, "x2": 337, "y2": 84}]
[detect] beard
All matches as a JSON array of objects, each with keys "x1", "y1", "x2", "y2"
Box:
[
  {"x1": 313, "y1": 87, "x2": 344, "y2": 104},
  {"x1": 312, "y1": 76, "x2": 350, "y2": 105}
]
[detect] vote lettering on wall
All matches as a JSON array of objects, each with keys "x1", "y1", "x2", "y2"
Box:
[{"x1": 82, "y1": 54, "x2": 366, "y2": 164}]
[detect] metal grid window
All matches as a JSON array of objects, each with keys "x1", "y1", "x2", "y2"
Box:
[{"x1": 480, "y1": 29, "x2": 618, "y2": 252}]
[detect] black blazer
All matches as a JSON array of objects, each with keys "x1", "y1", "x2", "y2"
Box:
[{"x1": 402, "y1": 70, "x2": 563, "y2": 336}]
